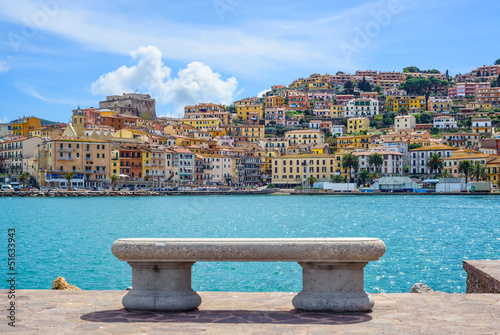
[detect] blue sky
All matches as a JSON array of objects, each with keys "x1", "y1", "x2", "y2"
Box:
[{"x1": 0, "y1": 0, "x2": 498, "y2": 122}]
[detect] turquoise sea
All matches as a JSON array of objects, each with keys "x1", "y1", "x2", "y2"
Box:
[{"x1": 1, "y1": 195, "x2": 499, "y2": 293}]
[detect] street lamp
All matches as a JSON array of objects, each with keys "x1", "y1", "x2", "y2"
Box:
[{"x1": 302, "y1": 160, "x2": 308, "y2": 193}]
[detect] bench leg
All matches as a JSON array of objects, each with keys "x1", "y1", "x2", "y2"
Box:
[
  {"x1": 122, "y1": 262, "x2": 201, "y2": 312},
  {"x1": 292, "y1": 262, "x2": 374, "y2": 312}
]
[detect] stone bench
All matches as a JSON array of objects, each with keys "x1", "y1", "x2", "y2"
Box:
[{"x1": 111, "y1": 238, "x2": 386, "y2": 313}]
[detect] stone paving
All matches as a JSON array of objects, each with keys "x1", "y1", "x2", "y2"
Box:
[{"x1": 1, "y1": 290, "x2": 500, "y2": 334}]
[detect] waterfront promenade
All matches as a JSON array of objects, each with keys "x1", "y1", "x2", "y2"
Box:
[{"x1": 3, "y1": 290, "x2": 500, "y2": 334}]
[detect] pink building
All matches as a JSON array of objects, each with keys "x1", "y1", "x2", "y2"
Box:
[
  {"x1": 456, "y1": 82, "x2": 491, "y2": 97},
  {"x1": 336, "y1": 95, "x2": 355, "y2": 105}
]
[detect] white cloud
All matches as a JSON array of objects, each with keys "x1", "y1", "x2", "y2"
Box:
[
  {"x1": 0, "y1": 61, "x2": 9, "y2": 73},
  {"x1": 257, "y1": 88, "x2": 271, "y2": 98},
  {"x1": 91, "y1": 46, "x2": 239, "y2": 116},
  {"x1": 0, "y1": 0, "x2": 370, "y2": 77},
  {"x1": 0, "y1": 116, "x2": 10, "y2": 123}
]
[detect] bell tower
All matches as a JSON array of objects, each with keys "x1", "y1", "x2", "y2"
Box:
[{"x1": 72, "y1": 106, "x2": 85, "y2": 137}]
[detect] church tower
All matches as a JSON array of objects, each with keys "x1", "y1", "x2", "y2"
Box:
[{"x1": 72, "y1": 107, "x2": 85, "y2": 137}]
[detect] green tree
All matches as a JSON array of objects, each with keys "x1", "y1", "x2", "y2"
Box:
[
  {"x1": 368, "y1": 153, "x2": 384, "y2": 173},
  {"x1": 19, "y1": 172, "x2": 30, "y2": 189},
  {"x1": 307, "y1": 176, "x2": 317, "y2": 187},
  {"x1": 426, "y1": 153, "x2": 444, "y2": 176},
  {"x1": 342, "y1": 153, "x2": 359, "y2": 183},
  {"x1": 358, "y1": 169, "x2": 369, "y2": 186},
  {"x1": 110, "y1": 174, "x2": 119, "y2": 190},
  {"x1": 471, "y1": 161, "x2": 487, "y2": 181},
  {"x1": 458, "y1": 160, "x2": 471, "y2": 182},
  {"x1": 408, "y1": 143, "x2": 423, "y2": 150},
  {"x1": 440, "y1": 170, "x2": 452, "y2": 178},
  {"x1": 495, "y1": 59, "x2": 500, "y2": 65},
  {"x1": 343, "y1": 80, "x2": 355, "y2": 95},
  {"x1": 403, "y1": 66, "x2": 420, "y2": 73},
  {"x1": 330, "y1": 175, "x2": 344, "y2": 183},
  {"x1": 62, "y1": 173, "x2": 75, "y2": 190},
  {"x1": 420, "y1": 112, "x2": 433, "y2": 123}
]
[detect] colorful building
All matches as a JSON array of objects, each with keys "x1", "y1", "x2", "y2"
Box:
[{"x1": 347, "y1": 117, "x2": 370, "y2": 134}]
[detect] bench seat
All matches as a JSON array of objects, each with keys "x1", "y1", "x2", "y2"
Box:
[{"x1": 112, "y1": 238, "x2": 386, "y2": 312}]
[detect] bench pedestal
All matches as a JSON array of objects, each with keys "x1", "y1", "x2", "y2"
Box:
[
  {"x1": 292, "y1": 262, "x2": 373, "y2": 312},
  {"x1": 123, "y1": 262, "x2": 201, "y2": 312}
]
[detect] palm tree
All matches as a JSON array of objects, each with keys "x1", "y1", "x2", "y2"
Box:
[
  {"x1": 307, "y1": 176, "x2": 317, "y2": 187},
  {"x1": 62, "y1": 173, "x2": 75, "y2": 191},
  {"x1": 369, "y1": 172, "x2": 378, "y2": 183},
  {"x1": 458, "y1": 160, "x2": 471, "y2": 182},
  {"x1": 440, "y1": 170, "x2": 452, "y2": 178},
  {"x1": 342, "y1": 153, "x2": 359, "y2": 183},
  {"x1": 471, "y1": 161, "x2": 487, "y2": 181},
  {"x1": 426, "y1": 153, "x2": 444, "y2": 177},
  {"x1": 19, "y1": 172, "x2": 30, "y2": 190},
  {"x1": 110, "y1": 174, "x2": 119, "y2": 191},
  {"x1": 358, "y1": 169, "x2": 370, "y2": 187},
  {"x1": 368, "y1": 153, "x2": 384, "y2": 174}
]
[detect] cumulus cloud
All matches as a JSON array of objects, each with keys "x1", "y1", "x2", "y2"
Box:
[
  {"x1": 91, "y1": 45, "x2": 239, "y2": 115},
  {"x1": 257, "y1": 88, "x2": 271, "y2": 97},
  {"x1": 0, "y1": 116, "x2": 10, "y2": 123},
  {"x1": 0, "y1": 61, "x2": 9, "y2": 73}
]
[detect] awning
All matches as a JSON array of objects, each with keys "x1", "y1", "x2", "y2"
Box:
[{"x1": 422, "y1": 179, "x2": 439, "y2": 184}]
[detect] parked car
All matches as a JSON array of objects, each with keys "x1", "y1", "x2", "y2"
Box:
[{"x1": 1, "y1": 184, "x2": 14, "y2": 191}]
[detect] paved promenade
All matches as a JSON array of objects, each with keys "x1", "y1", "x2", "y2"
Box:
[{"x1": 2, "y1": 290, "x2": 500, "y2": 334}]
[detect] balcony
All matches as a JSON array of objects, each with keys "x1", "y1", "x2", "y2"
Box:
[
  {"x1": 57, "y1": 148, "x2": 75, "y2": 152},
  {"x1": 58, "y1": 157, "x2": 75, "y2": 161}
]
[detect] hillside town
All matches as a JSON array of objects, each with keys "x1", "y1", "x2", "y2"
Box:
[{"x1": 1, "y1": 63, "x2": 500, "y2": 192}]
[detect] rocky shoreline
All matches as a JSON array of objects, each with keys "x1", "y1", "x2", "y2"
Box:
[{"x1": 0, "y1": 189, "x2": 278, "y2": 197}]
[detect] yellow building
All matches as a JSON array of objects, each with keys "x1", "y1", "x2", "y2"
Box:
[
  {"x1": 32, "y1": 137, "x2": 112, "y2": 188},
  {"x1": 337, "y1": 135, "x2": 372, "y2": 149},
  {"x1": 41, "y1": 128, "x2": 63, "y2": 140},
  {"x1": 347, "y1": 117, "x2": 370, "y2": 134},
  {"x1": 386, "y1": 96, "x2": 426, "y2": 113},
  {"x1": 465, "y1": 102, "x2": 492, "y2": 110},
  {"x1": 285, "y1": 130, "x2": 325, "y2": 146},
  {"x1": 331, "y1": 105, "x2": 345, "y2": 117},
  {"x1": 222, "y1": 125, "x2": 265, "y2": 143},
  {"x1": 113, "y1": 129, "x2": 150, "y2": 143},
  {"x1": 11, "y1": 117, "x2": 41, "y2": 136},
  {"x1": 100, "y1": 110, "x2": 119, "y2": 117},
  {"x1": 208, "y1": 129, "x2": 226, "y2": 138},
  {"x1": 486, "y1": 156, "x2": 500, "y2": 185},
  {"x1": 272, "y1": 153, "x2": 339, "y2": 185},
  {"x1": 235, "y1": 98, "x2": 264, "y2": 121},
  {"x1": 308, "y1": 76, "x2": 330, "y2": 90},
  {"x1": 180, "y1": 118, "x2": 221, "y2": 130},
  {"x1": 265, "y1": 95, "x2": 284, "y2": 108},
  {"x1": 111, "y1": 150, "x2": 119, "y2": 175},
  {"x1": 443, "y1": 151, "x2": 490, "y2": 176},
  {"x1": 142, "y1": 148, "x2": 165, "y2": 180}
]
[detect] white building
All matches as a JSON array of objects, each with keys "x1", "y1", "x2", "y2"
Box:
[
  {"x1": 409, "y1": 145, "x2": 458, "y2": 175},
  {"x1": 353, "y1": 151, "x2": 405, "y2": 176},
  {"x1": 331, "y1": 125, "x2": 346, "y2": 137},
  {"x1": 381, "y1": 141, "x2": 409, "y2": 164},
  {"x1": 202, "y1": 155, "x2": 233, "y2": 185},
  {"x1": 343, "y1": 98, "x2": 379, "y2": 117},
  {"x1": 394, "y1": 115, "x2": 416, "y2": 131},
  {"x1": 433, "y1": 116, "x2": 457, "y2": 129}
]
